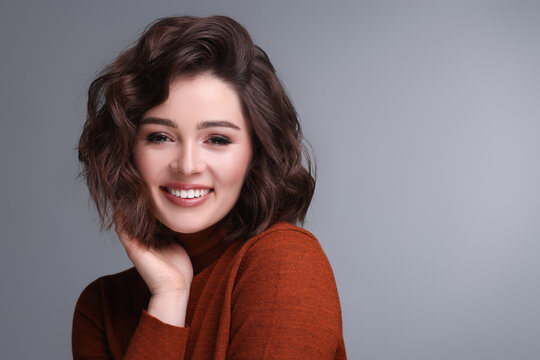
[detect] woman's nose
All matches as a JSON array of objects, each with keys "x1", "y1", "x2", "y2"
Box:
[{"x1": 171, "y1": 142, "x2": 205, "y2": 175}]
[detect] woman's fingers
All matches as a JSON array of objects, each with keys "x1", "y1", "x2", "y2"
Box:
[{"x1": 115, "y1": 222, "x2": 146, "y2": 263}]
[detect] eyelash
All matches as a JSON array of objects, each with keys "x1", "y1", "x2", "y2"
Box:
[
  {"x1": 207, "y1": 135, "x2": 232, "y2": 146},
  {"x1": 146, "y1": 133, "x2": 170, "y2": 143},
  {"x1": 145, "y1": 133, "x2": 232, "y2": 146}
]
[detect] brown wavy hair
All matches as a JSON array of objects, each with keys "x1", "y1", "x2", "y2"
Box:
[{"x1": 78, "y1": 15, "x2": 315, "y2": 246}]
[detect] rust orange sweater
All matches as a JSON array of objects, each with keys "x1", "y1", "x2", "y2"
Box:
[{"x1": 72, "y1": 223, "x2": 347, "y2": 359}]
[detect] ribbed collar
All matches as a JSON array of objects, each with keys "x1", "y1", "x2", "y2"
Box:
[{"x1": 176, "y1": 223, "x2": 231, "y2": 275}]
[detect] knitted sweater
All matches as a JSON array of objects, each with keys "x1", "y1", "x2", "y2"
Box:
[{"x1": 72, "y1": 222, "x2": 347, "y2": 359}]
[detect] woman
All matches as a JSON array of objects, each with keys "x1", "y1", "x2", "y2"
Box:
[{"x1": 73, "y1": 15, "x2": 346, "y2": 359}]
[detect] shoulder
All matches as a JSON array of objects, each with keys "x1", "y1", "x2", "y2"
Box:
[
  {"x1": 75, "y1": 268, "x2": 145, "y2": 313},
  {"x1": 228, "y1": 223, "x2": 343, "y2": 355},
  {"x1": 236, "y1": 222, "x2": 337, "y2": 291},
  {"x1": 242, "y1": 222, "x2": 323, "y2": 256},
  {"x1": 77, "y1": 268, "x2": 140, "y2": 297}
]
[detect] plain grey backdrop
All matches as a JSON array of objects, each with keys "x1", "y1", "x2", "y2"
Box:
[{"x1": 1, "y1": 0, "x2": 539, "y2": 359}]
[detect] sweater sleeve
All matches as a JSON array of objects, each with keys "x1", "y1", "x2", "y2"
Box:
[
  {"x1": 72, "y1": 277, "x2": 190, "y2": 360},
  {"x1": 228, "y1": 229, "x2": 346, "y2": 359}
]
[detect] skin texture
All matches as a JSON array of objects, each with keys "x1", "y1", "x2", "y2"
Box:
[{"x1": 119, "y1": 73, "x2": 253, "y2": 326}]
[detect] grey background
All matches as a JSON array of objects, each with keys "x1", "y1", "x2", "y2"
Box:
[{"x1": 1, "y1": 0, "x2": 539, "y2": 359}]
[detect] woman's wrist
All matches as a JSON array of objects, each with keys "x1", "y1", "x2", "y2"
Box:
[{"x1": 147, "y1": 290, "x2": 190, "y2": 327}]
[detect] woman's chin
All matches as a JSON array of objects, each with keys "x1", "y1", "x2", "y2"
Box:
[{"x1": 159, "y1": 219, "x2": 221, "y2": 237}]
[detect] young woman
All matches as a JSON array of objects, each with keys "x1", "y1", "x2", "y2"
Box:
[{"x1": 73, "y1": 15, "x2": 346, "y2": 359}]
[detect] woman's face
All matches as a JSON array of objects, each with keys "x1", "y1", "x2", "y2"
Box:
[{"x1": 134, "y1": 74, "x2": 252, "y2": 234}]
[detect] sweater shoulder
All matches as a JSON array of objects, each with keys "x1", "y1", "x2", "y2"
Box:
[
  {"x1": 237, "y1": 222, "x2": 333, "y2": 277},
  {"x1": 79, "y1": 267, "x2": 140, "y2": 295},
  {"x1": 243, "y1": 222, "x2": 320, "y2": 251},
  {"x1": 227, "y1": 223, "x2": 344, "y2": 359},
  {"x1": 75, "y1": 267, "x2": 145, "y2": 312}
]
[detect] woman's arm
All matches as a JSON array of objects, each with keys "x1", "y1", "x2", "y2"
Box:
[{"x1": 72, "y1": 277, "x2": 190, "y2": 360}]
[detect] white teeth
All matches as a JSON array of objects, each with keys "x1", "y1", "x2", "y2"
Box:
[{"x1": 167, "y1": 188, "x2": 210, "y2": 199}]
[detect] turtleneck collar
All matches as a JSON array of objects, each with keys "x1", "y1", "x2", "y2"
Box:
[{"x1": 175, "y1": 223, "x2": 231, "y2": 275}]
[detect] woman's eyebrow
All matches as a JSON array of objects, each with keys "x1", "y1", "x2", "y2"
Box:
[
  {"x1": 139, "y1": 118, "x2": 240, "y2": 131},
  {"x1": 140, "y1": 117, "x2": 177, "y2": 128},
  {"x1": 197, "y1": 120, "x2": 240, "y2": 130}
]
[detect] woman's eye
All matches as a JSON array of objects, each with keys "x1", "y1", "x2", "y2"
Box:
[
  {"x1": 146, "y1": 133, "x2": 169, "y2": 143},
  {"x1": 208, "y1": 135, "x2": 232, "y2": 146}
]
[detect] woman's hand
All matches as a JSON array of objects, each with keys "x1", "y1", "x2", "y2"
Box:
[{"x1": 116, "y1": 223, "x2": 193, "y2": 327}]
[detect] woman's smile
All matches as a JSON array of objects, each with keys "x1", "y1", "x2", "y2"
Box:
[
  {"x1": 160, "y1": 184, "x2": 214, "y2": 208},
  {"x1": 163, "y1": 187, "x2": 212, "y2": 199}
]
